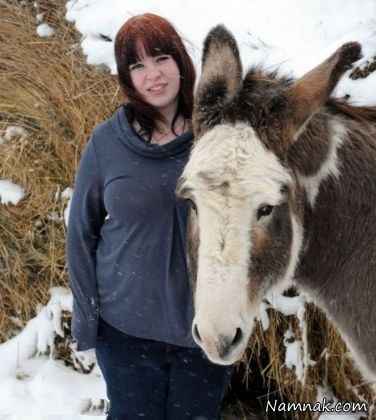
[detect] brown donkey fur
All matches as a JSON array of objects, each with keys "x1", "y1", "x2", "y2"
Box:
[{"x1": 177, "y1": 25, "x2": 376, "y2": 382}]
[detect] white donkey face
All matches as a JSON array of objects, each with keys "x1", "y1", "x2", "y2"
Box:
[{"x1": 178, "y1": 123, "x2": 302, "y2": 365}]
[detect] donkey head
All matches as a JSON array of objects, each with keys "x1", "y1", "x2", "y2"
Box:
[{"x1": 177, "y1": 25, "x2": 361, "y2": 365}]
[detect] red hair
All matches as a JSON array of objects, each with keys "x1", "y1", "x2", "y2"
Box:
[{"x1": 114, "y1": 13, "x2": 196, "y2": 139}]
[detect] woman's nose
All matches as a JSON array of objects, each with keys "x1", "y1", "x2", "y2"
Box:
[{"x1": 146, "y1": 64, "x2": 162, "y2": 80}]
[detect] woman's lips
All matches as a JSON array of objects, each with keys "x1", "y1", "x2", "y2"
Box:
[{"x1": 148, "y1": 84, "x2": 167, "y2": 94}]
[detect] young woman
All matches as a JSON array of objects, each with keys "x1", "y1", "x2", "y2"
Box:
[{"x1": 67, "y1": 13, "x2": 233, "y2": 420}]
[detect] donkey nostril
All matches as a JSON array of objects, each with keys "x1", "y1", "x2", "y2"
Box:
[
  {"x1": 217, "y1": 328, "x2": 244, "y2": 359},
  {"x1": 232, "y1": 327, "x2": 243, "y2": 346},
  {"x1": 193, "y1": 324, "x2": 202, "y2": 342}
]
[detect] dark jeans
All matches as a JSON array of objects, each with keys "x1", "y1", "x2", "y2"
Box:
[{"x1": 95, "y1": 317, "x2": 233, "y2": 420}]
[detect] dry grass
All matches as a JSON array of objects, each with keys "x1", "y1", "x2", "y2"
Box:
[
  {"x1": 0, "y1": 0, "x2": 122, "y2": 340},
  {"x1": 0, "y1": 2, "x2": 373, "y2": 419}
]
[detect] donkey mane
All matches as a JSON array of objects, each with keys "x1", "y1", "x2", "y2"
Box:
[
  {"x1": 244, "y1": 65, "x2": 376, "y2": 121},
  {"x1": 242, "y1": 65, "x2": 376, "y2": 129}
]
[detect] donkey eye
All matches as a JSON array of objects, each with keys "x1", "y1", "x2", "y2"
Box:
[
  {"x1": 257, "y1": 205, "x2": 274, "y2": 220},
  {"x1": 187, "y1": 199, "x2": 197, "y2": 213}
]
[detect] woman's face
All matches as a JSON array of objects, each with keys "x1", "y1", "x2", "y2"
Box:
[{"x1": 129, "y1": 44, "x2": 181, "y2": 116}]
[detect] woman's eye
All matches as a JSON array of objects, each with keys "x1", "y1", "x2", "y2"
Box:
[
  {"x1": 129, "y1": 63, "x2": 144, "y2": 71},
  {"x1": 156, "y1": 55, "x2": 170, "y2": 63},
  {"x1": 257, "y1": 205, "x2": 274, "y2": 220}
]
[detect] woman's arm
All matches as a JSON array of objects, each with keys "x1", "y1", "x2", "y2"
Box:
[{"x1": 66, "y1": 137, "x2": 106, "y2": 351}]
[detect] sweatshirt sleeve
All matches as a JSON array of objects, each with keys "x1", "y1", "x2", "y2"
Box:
[{"x1": 66, "y1": 137, "x2": 106, "y2": 351}]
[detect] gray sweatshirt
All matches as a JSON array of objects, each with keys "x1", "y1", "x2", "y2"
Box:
[{"x1": 66, "y1": 105, "x2": 196, "y2": 351}]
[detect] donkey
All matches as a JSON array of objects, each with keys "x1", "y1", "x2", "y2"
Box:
[{"x1": 176, "y1": 25, "x2": 376, "y2": 382}]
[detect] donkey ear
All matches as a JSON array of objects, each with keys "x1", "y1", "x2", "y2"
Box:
[
  {"x1": 193, "y1": 25, "x2": 242, "y2": 137},
  {"x1": 286, "y1": 42, "x2": 362, "y2": 141}
]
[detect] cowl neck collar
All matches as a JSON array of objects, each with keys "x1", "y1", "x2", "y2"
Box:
[{"x1": 113, "y1": 105, "x2": 193, "y2": 159}]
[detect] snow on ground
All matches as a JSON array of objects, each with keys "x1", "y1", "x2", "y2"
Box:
[
  {"x1": 0, "y1": 288, "x2": 106, "y2": 419},
  {"x1": 1, "y1": 0, "x2": 376, "y2": 417},
  {"x1": 0, "y1": 180, "x2": 25, "y2": 205},
  {"x1": 61, "y1": 187, "x2": 73, "y2": 227},
  {"x1": 36, "y1": 23, "x2": 55, "y2": 38},
  {"x1": 284, "y1": 327, "x2": 304, "y2": 383},
  {"x1": 3, "y1": 126, "x2": 27, "y2": 142},
  {"x1": 0, "y1": 126, "x2": 27, "y2": 205}
]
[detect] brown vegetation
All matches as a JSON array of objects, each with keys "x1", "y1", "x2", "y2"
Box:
[{"x1": 0, "y1": 0, "x2": 121, "y2": 341}]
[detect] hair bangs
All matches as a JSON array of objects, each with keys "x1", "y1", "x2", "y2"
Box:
[{"x1": 125, "y1": 28, "x2": 179, "y2": 66}]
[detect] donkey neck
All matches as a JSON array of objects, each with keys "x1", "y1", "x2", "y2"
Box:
[
  {"x1": 287, "y1": 112, "x2": 345, "y2": 208},
  {"x1": 291, "y1": 111, "x2": 376, "y2": 297},
  {"x1": 289, "y1": 111, "x2": 376, "y2": 380}
]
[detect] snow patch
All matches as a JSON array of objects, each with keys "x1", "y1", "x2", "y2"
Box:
[
  {"x1": 4, "y1": 126, "x2": 27, "y2": 142},
  {"x1": 36, "y1": 23, "x2": 55, "y2": 37},
  {"x1": 0, "y1": 180, "x2": 25, "y2": 205}
]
